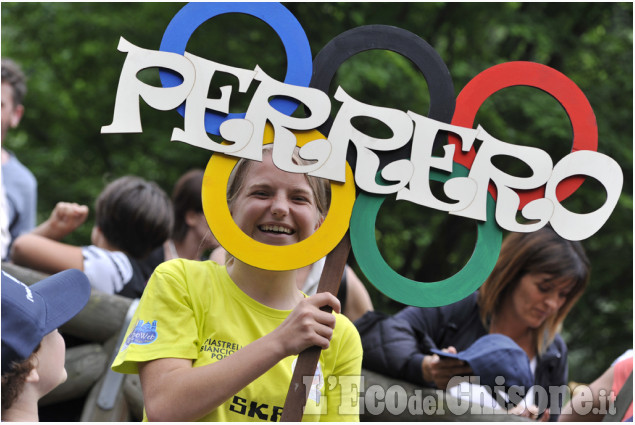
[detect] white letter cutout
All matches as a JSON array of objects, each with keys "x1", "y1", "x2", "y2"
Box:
[
  {"x1": 171, "y1": 53, "x2": 256, "y2": 153},
  {"x1": 222, "y1": 66, "x2": 332, "y2": 169},
  {"x1": 397, "y1": 112, "x2": 479, "y2": 211},
  {"x1": 101, "y1": 37, "x2": 195, "y2": 134},
  {"x1": 313, "y1": 87, "x2": 414, "y2": 194},
  {"x1": 547, "y1": 150, "x2": 623, "y2": 241},
  {"x1": 451, "y1": 126, "x2": 554, "y2": 233}
]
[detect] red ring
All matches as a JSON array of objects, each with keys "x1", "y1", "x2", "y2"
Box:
[{"x1": 449, "y1": 61, "x2": 597, "y2": 209}]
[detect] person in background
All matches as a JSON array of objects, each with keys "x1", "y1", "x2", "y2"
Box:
[
  {"x1": 10, "y1": 176, "x2": 173, "y2": 298},
  {"x1": 2, "y1": 183, "x2": 11, "y2": 260},
  {"x1": 1, "y1": 269, "x2": 91, "y2": 421},
  {"x1": 143, "y1": 169, "x2": 219, "y2": 270},
  {"x1": 1, "y1": 58, "x2": 37, "y2": 260},
  {"x1": 559, "y1": 351, "x2": 633, "y2": 422},
  {"x1": 358, "y1": 226, "x2": 590, "y2": 420},
  {"x1": 168, "y1": 169, "x2": 218, "y2": 260}
]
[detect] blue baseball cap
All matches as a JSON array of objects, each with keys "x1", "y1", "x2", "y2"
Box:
[
  {"x1": 1, "y1": 269, "x2": 91, "y2": 374},
  {"x1": 431, "y1": 333, "x2": 533, "y2": 390}
]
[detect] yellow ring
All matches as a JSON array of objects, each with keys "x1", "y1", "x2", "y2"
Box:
[{"x1": 202, "y1": 126, "x2": 356, "y2": 271}]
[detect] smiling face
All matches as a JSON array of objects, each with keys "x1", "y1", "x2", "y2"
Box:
[
  {"x1": 507, "y1": 273, "x2": 575, "y2": 330},
  {"x1": 229, "y1": 152, "x2": 322, "y2": 246}
]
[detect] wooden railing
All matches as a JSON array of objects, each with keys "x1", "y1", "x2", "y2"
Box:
[{"x1": 2, "y1": 262, "x2": 528, "y2": 422}]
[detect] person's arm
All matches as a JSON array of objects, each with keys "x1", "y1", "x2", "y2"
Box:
[
  {"x1": 138, "y1": 292, "x2": 341, "y2": 422},
  {"x1": 10, "y1": 202, "x2": 88, "y2": 273},
  {"x1": 10, "y1": 233, "x2": 84, "y2": 273},
  {"x1": 422, "y1": 346, "x2": 473, "y2": 389},
  {"x1": 31, "y1": 202, "x2": 89, "y2": 240},
  {"x1": 397, "y1": 295, "x2": 484, "y2": 389},
  {"x1": 558, "y1": 365, "x2": 614, "y2": 421},
  {"x1": 390, "y1": 306, "x2": 446, "y2": 386},
  {"x1": 342, "y1": 266, "x2": 373, "y2": 322}
]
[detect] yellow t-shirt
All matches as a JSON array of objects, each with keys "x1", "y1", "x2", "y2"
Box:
[{"x1": 112, "y1": 259, "x2": 363, "y2": 421}]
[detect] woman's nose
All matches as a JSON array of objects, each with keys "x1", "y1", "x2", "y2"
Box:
[
  {"x1": 545, "y1": 292, "x2": 559, "y2": 310},
  {"x1": 270, "y1": 194, "x2": 289, "y2": 217}
]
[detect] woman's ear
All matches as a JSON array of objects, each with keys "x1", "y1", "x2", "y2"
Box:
[
  {"x1": 185, "y1": 210, "x2": 199, "y2": 227},
  {"x1": 314, "y1": 214, "x2": 325, "y2": 231}
]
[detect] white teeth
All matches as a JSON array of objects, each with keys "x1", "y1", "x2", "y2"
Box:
[{"x1": 260, "y1": 224, "x2": 292, "y2": 234}]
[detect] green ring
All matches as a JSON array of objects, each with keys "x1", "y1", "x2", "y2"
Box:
[{"x1": 350, "y1": 164, "x2": 502, "y2": 307}]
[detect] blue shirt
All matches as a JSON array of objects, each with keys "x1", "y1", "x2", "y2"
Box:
[{"x1": 2, "y1": 152, "x2": 37, "y2": 260}]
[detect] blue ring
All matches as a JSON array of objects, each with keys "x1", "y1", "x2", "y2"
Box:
[{"x1": 159, "y1": 2, "x2": 312, "y2": 135}]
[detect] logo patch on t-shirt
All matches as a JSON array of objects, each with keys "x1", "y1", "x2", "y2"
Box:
[{"x1": 121, "y1": 319, "x2": 158, "y2": 351}]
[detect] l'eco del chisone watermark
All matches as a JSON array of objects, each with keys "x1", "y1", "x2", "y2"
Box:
[{"x1": 305, "y1": 374, "x2": 616, "y2": 418}]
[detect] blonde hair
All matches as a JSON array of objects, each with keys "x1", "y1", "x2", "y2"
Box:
[{"x1": 478, "y1": 226, "x2": 589, "y2": 354}]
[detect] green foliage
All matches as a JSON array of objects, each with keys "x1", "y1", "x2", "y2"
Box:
[{"x1": 2, "y1": 2, "x2": 631, "y2": 384}]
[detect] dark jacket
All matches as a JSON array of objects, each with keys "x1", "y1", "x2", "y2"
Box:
[{"x1": 355, "y1": 292, "x2": 568, "y2": 418}]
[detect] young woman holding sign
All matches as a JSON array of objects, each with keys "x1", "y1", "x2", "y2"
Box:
[{"x1": 112, "y1": 146, "x2": 362, "y2": 422}]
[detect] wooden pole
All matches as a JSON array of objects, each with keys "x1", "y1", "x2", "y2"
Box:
[{"x1": 280, "y1": 232, "x2": 351, "y2": 421}]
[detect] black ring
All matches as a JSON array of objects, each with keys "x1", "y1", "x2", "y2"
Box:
[{"x1": 310, "y1": 25, "x2": 455, "y2": 168}]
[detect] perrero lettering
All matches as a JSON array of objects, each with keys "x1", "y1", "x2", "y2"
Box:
[{"x1": 102, "y1": 37, "x2": 622, "y2": 242}]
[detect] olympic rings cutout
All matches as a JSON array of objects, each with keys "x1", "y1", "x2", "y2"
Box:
[
  {"x1": 449, "y1": 61, "x2": 598, "y2": 209},
  {"x1": 159, "y1": 2, "x2": 313, "y2": 135},
  {"x1": 309, "y1": 24, "x2": 455, "y2": 166},
  {"x1": 350, "y1": 164, "x2": 502, "y2": 307},
  {"x1": 202, "y1": 125, "x2": 356, "y2": 271}
]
